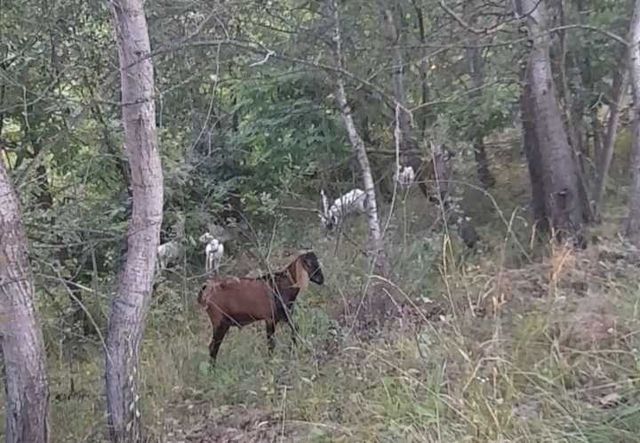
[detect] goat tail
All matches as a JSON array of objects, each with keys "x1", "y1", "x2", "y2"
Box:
[{"x1": 197, "y1": 283, "x2": 208, "y2": 306}]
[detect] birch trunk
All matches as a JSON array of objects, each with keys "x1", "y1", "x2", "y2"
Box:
[
  {"x1": 625, "y1": 0, "x2": 640, "y2": 244},
  {"x1": 330, "y1": 0, "x2": 391, "y2": 323},
  {"x1": 0, "y1": 160, "x2": 50, "y2": 443},
  {"x1": 104, "y1": 0, "x2": 164, "y2": 441},
  {"x1": 517, "y1": 0, "x2": 585, "y2": 246},
  {"x1": 334, "y1": 83, "x2": 389, "y2": 277}
]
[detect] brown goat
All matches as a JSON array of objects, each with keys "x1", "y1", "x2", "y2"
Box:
[{"x1": 197, "y1": 251, "x2": 324, "y2": 362}]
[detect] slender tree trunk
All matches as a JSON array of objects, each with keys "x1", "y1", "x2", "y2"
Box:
[
  {"x1": 334, "y1": 83, "x2": 388, "y2": 278},
  {"x1": 330, "y1": 0, "x2": 391, "y2": 323},
  {"x1": 594, "y1": 62, "x2": 629, "y2": 218},
  {"x1": 462, "y1": 0, "x2": 495, "y2": 189},
  {"x1": 465, "y1": 43, "x2": 496, "y2": 189},
  {"x1": 380, "y1": 1, "x2": 424, "y2": 207},
  {"x1": 380, "y1": 2, "x2": 420, "y2": 162},
  {"x1": 382, "y1": 0, "x2": 479, "y2": 247},
  {"x1": 566, "y1": 68, "x2": 594, "y2": 225},
  {"x1": 411, "y1": 0, "x2": 432, "y2": 136},
  {"x1": 625, "y1": 0, "x2": 640, "y2": 244},
  {"x1": 517, "y1": 0, "x2": 585, "y2": 246},
  {"x1": 104, "y1": 0, "x2": 164, "y2": 441},
  {"x1": 592, "y1": 113, "x2": 604, "y2": 164},
  {"x1": 0, "y1": 161, "x2": 50, "y2": 443}
]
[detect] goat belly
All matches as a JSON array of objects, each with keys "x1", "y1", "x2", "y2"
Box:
[
  {"x1": 226, "y1": 312, "x2": 270, "y2": 327},
  {"x1": 222, "y1": 293, "x2": 275, "y2": 325}
]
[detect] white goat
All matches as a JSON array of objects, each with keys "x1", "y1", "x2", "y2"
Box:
[
  {"x1": 157, "y1": 240, "x2": 182, "y2": 271},
  {"x1": 395, "y1": 165, "x2": 415, "y2": 188},
  {"x1": 320, "y1": 188, "x2": 367, "y2": 230},
  {"x1": 199, "y1": 232, "x2": 224, "y2": 274}
]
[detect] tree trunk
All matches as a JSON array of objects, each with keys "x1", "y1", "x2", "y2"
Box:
[
  {"x1": 334, "y1": 83, "x2": 389, "y2": 278},
  {"x1": 427, "y1": 142, "x2": 480, "y2": 248},
  {"x1": 0, "y1": 161, "x2": 50, "y2": 443},
  {"x1": 331, "y1": 0, "x2": 391, "y2": 324},
  {"x1": 520, "y1": 66, "x2": 549, "y2": 232},
  {"x1": 382, "y1": 0, "x2": 479, "y2": 247},
  {"x1": 625, "y1": 0, "x2": 640, "y2": 244},
  {"x1": 594, "y1": 61, "x2": 629, "y2": 218},
  {"x1": 104, "y1": 0, "x2": 164, "y2": 441},
  {"x1": 553, "y1": 0, "x2": 593, "y2": 223},
  {"x1": 463, "y1": 0, "x2": 495, "y2": 189},
  {"x1": 465, "y1": 43, "x2": 496, "y2": 189},
  {"x1": 410, "y1": 0, "x2": 432, "y2": 136},
  {"x1": 380, "y1": 1, "x2": 425, "y2": 204},
  {"x1": 517, "y1": 0, "x2": 585, "y2": 246},
  {"x1": 380, "y1": 2, "x2": 420, "y2": 164}
]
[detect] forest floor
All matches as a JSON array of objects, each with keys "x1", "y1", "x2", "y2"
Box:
[{"x1": 4, "y1": 133, "x2": 640, "y2": 442}]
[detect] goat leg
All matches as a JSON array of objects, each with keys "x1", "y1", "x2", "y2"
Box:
[
  {"x1": 287, "y1": 320, "x2": 297, "y2": 348},
  {"x1": 266, "y1": 321, "x2": 276, "y2": 353},
  {"x1": 283, "y1": 307, "x2": 298, "y2": 347},
  {"x1": 209, "y1": 322, "x2": 230, "y2": 363}
]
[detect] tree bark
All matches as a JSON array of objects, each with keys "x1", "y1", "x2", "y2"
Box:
[
  {"x1": 548, "y1": 0, "x2": 594, "y2": 224},
  {"x1": 334, "y1": 83, "x2": 389, "y2": 278},
  {"x1": 625, "y1": 0, "x2": 640, "y2": 244},
  {"x1": 0, "y1": 161, "x2": 50, "y2": 443},
  {"x1": 517, "y1": 0, "x2": 585, "y2": 246},
  {"x1": 520, "y1": 65, "x2": 549, "y2": 232},
  {"x1": 330, "y1": 0, "x2": 391, "y2": 323},
  {"x1": 104, "y1": 0, "x2": 164, "y2": 441}
]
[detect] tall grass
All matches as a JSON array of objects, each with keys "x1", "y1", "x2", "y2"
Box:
[{"x1": 3, "y1": 145, "x2": 640, "y2": 442}]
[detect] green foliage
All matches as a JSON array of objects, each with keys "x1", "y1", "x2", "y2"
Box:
[
  {"x1": 447, "y1": 81, "x2": 520, "y2": 141},
  {"x1": 230, "y1": 71, "x2": 349, "y2": 194},
  {"x1": 2, "y1": 0, "x2": 640, "y2": 440}
]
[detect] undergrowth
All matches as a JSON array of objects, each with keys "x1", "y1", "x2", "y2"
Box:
[{"x1": 2, "y1": 137, "x2": 640, "y2": 442}]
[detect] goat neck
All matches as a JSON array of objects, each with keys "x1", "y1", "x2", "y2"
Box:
[{"x1": 286, "y1": 256, "x2": 310, "y2": 291}]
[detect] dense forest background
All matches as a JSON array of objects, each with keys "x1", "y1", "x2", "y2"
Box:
[{"x1": 2, "y1": 0, "x2": 640, "y2": 441}]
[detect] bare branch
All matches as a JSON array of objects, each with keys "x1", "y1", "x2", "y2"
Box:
[{"x1": 248, "y1": 49, "x2": 276, "y2": 67}]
